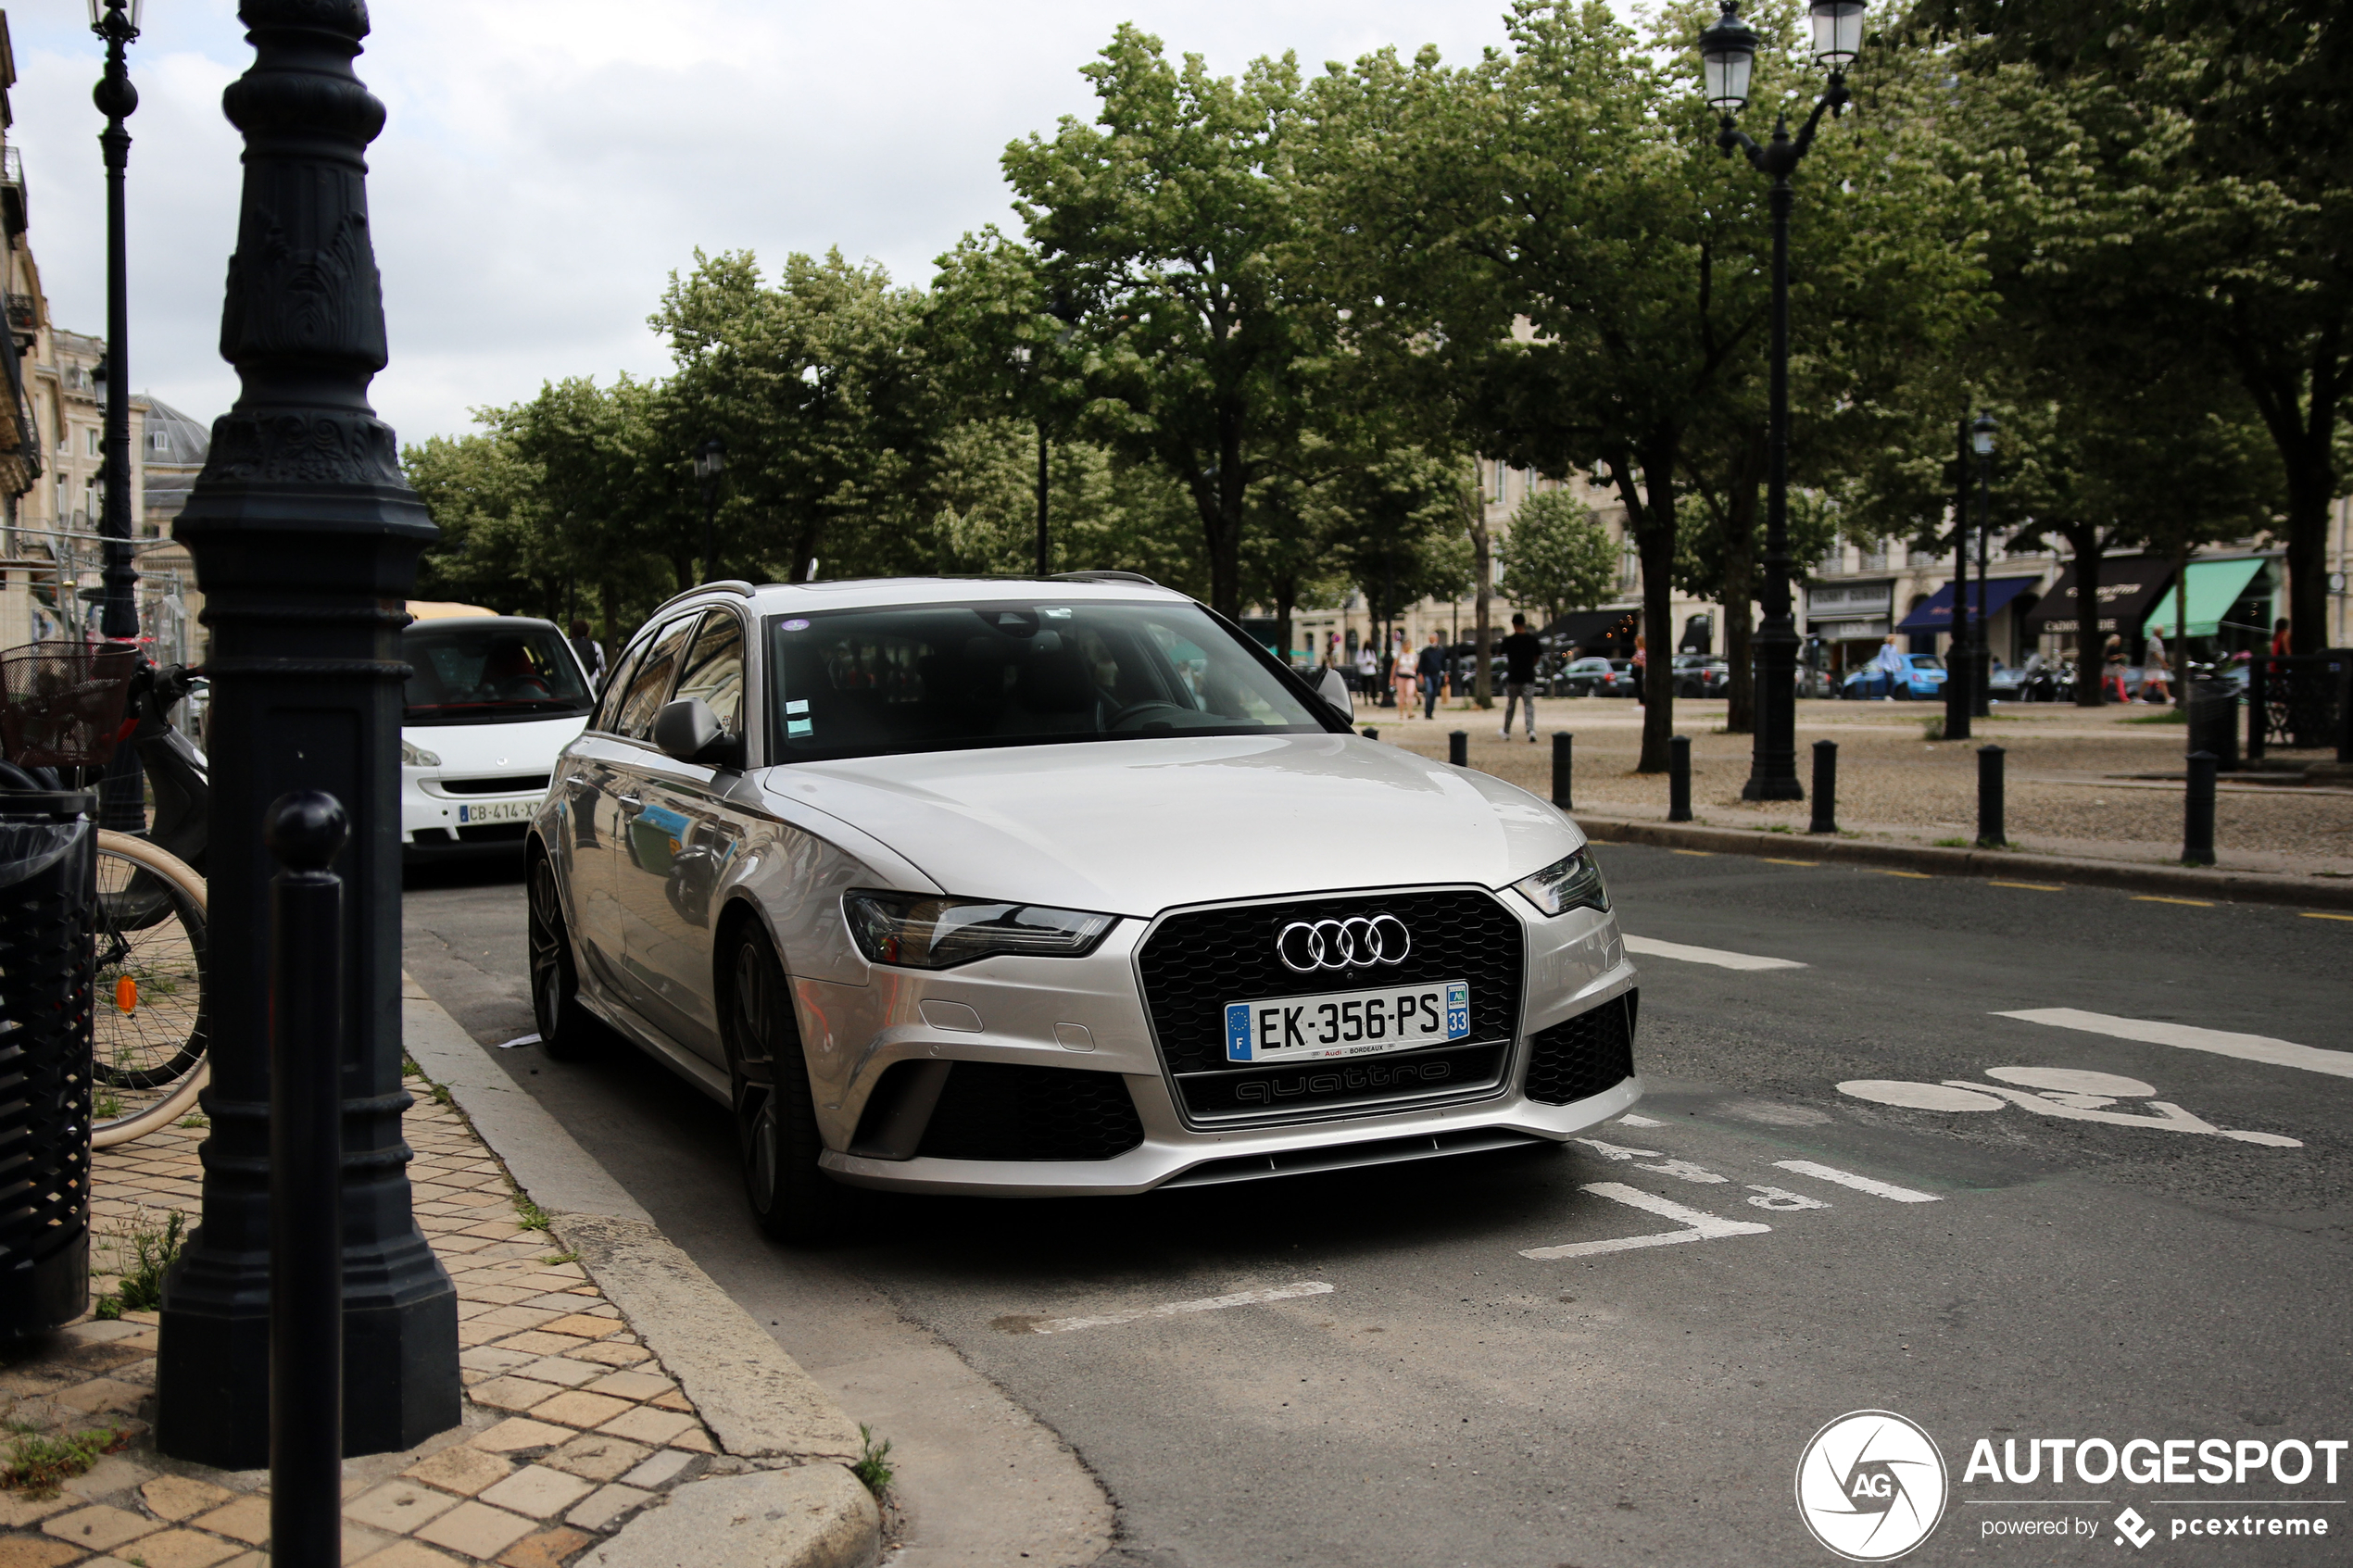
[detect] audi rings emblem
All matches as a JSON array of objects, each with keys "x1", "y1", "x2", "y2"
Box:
[{"x1": 1276, "y1": 914, "x2": 1412, "y2": 972}]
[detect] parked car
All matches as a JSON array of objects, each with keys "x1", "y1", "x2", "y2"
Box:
[
  {"x1": 1671, "y1": 655, "x2": 1730, "y2": 699},
  {"x1": 401, "y1": 616, "x2": 596, "y2": 859},
  {"x1": 1840, "y1": 654, "x2": 1947, "y2": 701},
  {"x1": 527, "y1": 577, "x2": 1640, "y2": 1239},
  {"x1": 1559, "y1": 656, "x2": 1633, "y2": 697},
  {"x1": 1794, "y1": 664, "x2": 1836, "y2": 699}
]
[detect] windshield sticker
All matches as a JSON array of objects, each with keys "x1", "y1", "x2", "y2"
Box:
[
  {"x1": 787, "y1": 718, "x2": 813, "y2": 738},
  {"x1": 782, "y1": 618, "x2": 810, "y2": 632},
  {"x1": 1041, "y1": 606, "x2": 1073, "y2": 620},
  {"x1": 785, "y1": 698, "x2": 812, "y2": 740}
]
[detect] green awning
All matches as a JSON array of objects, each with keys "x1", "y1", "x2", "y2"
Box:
[{"x1": 2142, "y1": 558, "x2": 2264, "y2": 640}]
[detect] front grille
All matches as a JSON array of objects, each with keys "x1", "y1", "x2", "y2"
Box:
[
  {"x1": 916, "y1": 1062, "x2": 1144, "y2": 1161},
  {"x1": 440, "y1": 774, "x2": 549, "y2": 797},
  {"x1": 1138, "y1": 888, "x2": 1524, "y2": 1123},
  {"x1": 1523, "y1": 989, "x2": 1637, "y2": 1105}
]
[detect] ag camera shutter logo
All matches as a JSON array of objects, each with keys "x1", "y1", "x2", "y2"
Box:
[{"x1": 1796, "y1": 1411, "x2": 1949, "y2": 1562}]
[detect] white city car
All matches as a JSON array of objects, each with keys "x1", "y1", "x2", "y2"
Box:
[
  {"x1": 526, "y1": 576, "x2": 1640, "y2": 1239},
  {"x1": 402, "y1": 616, "x2": 595, "y2": 859}
]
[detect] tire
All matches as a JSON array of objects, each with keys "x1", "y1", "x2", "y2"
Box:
[
  {"x1": 90, "y1": 832, "x2": 210, "y2": 1147},
  {"x1": 527, "y1": 850, "x2": 606, "y2": 1061},
  {"x1": 724, "y1": 924, "x2": 855, "y2": 1244}
]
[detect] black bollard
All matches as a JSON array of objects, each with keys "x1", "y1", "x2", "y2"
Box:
[
  {"x1": 1449, "y1": 730, "x2": 1467, "y2": 767},
  {"x1": 1808, "y1": 739, "x2": 1838, "y2": 834},
  {"x1": 1976, "y1": 745, "x2": 2006, "y2": 848},
  {"x1": 1552, "y1": 732, "x2": 1573, "y2": 810},
  {"x1": 267, "y1": 792, "x2": 347, "y2": 1568},
  {"x1": 1361, "y1": 727, "x2": 1378, "y2": 741},
  {"x1": 2183, "y1": 750, "x2": 2217, "y2": 867},
  {"x1": 1668, "y1": 735, "x2": 1692, "y2": 822}
]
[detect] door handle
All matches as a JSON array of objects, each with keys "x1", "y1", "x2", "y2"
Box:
[{"x1": 615, "y1": 794, "x2": 643, "y2": 811}]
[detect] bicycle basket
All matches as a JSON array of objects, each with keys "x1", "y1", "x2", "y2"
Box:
[{"x1": 1, "y1": 640, "x2": 141, "y2": 768}]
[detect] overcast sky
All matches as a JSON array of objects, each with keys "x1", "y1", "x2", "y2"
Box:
[{"x1": 7, "y1": 1, "x2": 1532, "y2": 449}]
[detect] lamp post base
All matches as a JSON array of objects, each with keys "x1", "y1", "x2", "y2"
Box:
[{"x1": 1740, "y1": 775, "x2": 1806, "y2": 802}]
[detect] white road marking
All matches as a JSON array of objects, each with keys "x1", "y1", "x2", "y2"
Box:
[
  {"x1": 1994, "y1": 1008, "x2": 2353, "y2": 1080},
  {"x1": 497, "y1": 1033, "x2": 542, "y2": 1049},
  {"x1": 1574, "y1": 1138, "x2": 1661, "y2": 1160},
  {"x1": 1026, "y1": 1281, "x2": 1333, "y2": 1336},
  {"x1": 1623, "y1": 935, "x2": 1807, "y2": 972},
  {"x1": 1519, "y1": 1183, "x2": 1771, "y2": 1260},
  {"x1": 1773, "y1": 1160, "x2": 1941, "y2": 1203},
  {"x1": 1839, "y1": 1079, "x2": 2005, "y2": 1111},
  {"x1": 1615, "y1": 1113, "x2": 1666, "y2": 1128},
  {"x1": 1639, "y1": 1159, "x2": 1729, "y2": 1185},
  {"x1": 1746, "y1": 1185, "x2": 1831, "y2": 1211}
]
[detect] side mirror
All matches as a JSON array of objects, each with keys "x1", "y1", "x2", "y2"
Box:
[
  {"x1": 1315, "y1": 666, "x2": 1354, "y2": 724},
  {"x1": 652, "y1": 696, "x2": 741, "y2": 767}
]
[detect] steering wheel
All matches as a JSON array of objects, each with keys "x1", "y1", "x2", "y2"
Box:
[{"x1": 1105, "y1": 699, "x2": 1197, "y2": 732}]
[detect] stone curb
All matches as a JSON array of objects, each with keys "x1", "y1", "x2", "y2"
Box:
[
  {"x1": 1573, "y1": 815, "x2": 2353, "y2": 911},
  {"x1": 401, "y1": 985, "x2": 880, "y2": 1567}
]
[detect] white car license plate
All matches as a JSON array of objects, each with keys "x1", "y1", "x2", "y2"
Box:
[
  {"x1": 1223, "y1": 981, "x2": 1470, "y2": 1064},
  {"x1": 455, "y1": 799, "x2": 535, "y2": 825}
]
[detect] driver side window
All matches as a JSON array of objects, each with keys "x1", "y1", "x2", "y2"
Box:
[
  {"x1": 612, "y1": 616, "x2": 699, "y2": 742},
  {"x1": 673, "y1": 614, "x2": 746, "y2": 737}
]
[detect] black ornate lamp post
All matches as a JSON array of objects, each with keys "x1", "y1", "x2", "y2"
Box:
[
  {"x1": 90, "y1": 3, "x2": 145, "y2": 834},
  {"x1": 694, "y1": 436, "x2": 725, "y2": 583},
  {"x1": 1700, "y1": 0, "x2": 1855, "y2": 801},
  {"x1": 1971, "y1": 410, "x2": 1995, "y2": 716},
  {"x1": 1945, "y1": 414, "x2": 1973, "y2": 740},
  {"x1": 158, "y1": 0, "x2": 458, "y2": 1469},
  {"x1": 1011, "y1": 344, "x2": 1046, "y2": 576}
]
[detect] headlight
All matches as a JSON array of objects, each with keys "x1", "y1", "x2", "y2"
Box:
[
  {"x1": 1511, "y1": 847, "x2": 1608, "y2": 917},
  {"x1": 843, "y1": 891, "x2": 1116, "y2": 969},
  {"x1": 401, "y1": 739, "x2": 441, "y2": 768}
]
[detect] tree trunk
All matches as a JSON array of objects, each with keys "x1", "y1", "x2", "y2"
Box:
[
  {"x1": 2063, "y1": 521, "x2": 2105, "y2": 707},
  {"x1": 2228, "y1": 337, "x2": 2341, "y2": 656},
  {"x1": 2282, "y1": 467, "x2": 2330, "y2": 655},
  {"x1": 1469, "y1": 486, "x2": 1493, "y2": 709},
  {"x1": 1274, "y1": 579, "x2": 1296, "y2": 671},
  {"x1": 1625, "y1": 449, "x2": 1679, "y2": 774}
]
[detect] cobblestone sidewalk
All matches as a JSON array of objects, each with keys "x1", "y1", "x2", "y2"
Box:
[{"x1": 0, "y1": 1083, "x2": 781, "y2": 1568}]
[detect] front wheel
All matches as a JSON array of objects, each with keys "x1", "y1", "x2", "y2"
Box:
[
  {"x1": 724, "y1": 926, "x2": 856, "y2": 1243},
  {"x1": 528, "y1": 852, "x2": 606, "y2": 1061}
]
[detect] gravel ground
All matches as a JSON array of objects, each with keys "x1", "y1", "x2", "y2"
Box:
[{"x1": 1367, "y1": 693, "x2": 2353, "y2": 876}]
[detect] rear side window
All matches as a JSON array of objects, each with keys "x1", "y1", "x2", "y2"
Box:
[
  {"x1": 611, "y1": 616, "x2": 699, "y2": 741},
  {"x1": 673, "y1": 614, "x2": 746, "y2": 738},
  {"x1": 591, "y1": 638, "x2": 648, "y2": 734}
]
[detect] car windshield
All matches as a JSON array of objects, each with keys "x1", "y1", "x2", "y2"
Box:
[
  {"x1": 403, "y1": 623, "x2": 591, "y2": 725},
  {"x1": 766, "y1": 598, "x2": 1332, "y2": 761},
  {"x1": 1909, "y1": 655, "x2": 1945, "y2": 669}
]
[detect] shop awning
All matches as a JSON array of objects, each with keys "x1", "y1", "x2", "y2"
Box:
[
  {"x1": 2020, "y1": 558, "x2": 2174, "y2": 639},
  {"x1": 1540, "y1": 608, "x2": 1638, "y2": 650},
  {"x1": 2139, "y1": 557, "x2": 2266, "y2": 640},
  {"x1": 1894, "y1": 574, "x2": 2039, "y2": 633}
]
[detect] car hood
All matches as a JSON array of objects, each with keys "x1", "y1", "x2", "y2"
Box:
[
  {"x1": 402, "y1": 714, "x2": 588, "y2": 775},
  {"x1": 760, "y1": 733, "x2": 1581, "y2": 917}
]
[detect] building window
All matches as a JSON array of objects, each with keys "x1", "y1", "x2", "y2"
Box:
[
  {"x1": 148, "y1": 431, "x2": 168, "y2": 453},
  {"x1": 1491, "y1": 460, "x2": 1506, "y2": 503},
  {"x1": 85, "y1": 428, "x2": 100, "y2": 458}
]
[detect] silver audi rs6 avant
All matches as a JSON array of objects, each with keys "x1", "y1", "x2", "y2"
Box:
[{"x1": 525, "y1": 574, "x2": 1642, "y2": 1239}]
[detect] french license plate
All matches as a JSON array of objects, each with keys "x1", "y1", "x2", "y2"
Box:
[
  {"x1": 1223, "y1": 981, "x2": 1470, "y2": 1064},
  {"x1": 455, "y1": 799, "x2": 535, "y2": 825}
]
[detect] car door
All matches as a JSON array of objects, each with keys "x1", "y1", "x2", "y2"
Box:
[
  {"x1": 550, "y1": 631, "x2": 646, "y2": 979},
  {"x1": 581, "y1": 614, "x2": 699, "y2": 1007},
  {"x1": 614, "y1": 609, "x2": 751, "y2": 1064}
]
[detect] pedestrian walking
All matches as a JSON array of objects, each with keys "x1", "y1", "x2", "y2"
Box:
[
  {"x1": 1869, "y1": 634, "x2": 1909, "y2": 700},
  {"x1": 2102, "y1": 633, "x2": 2130, "y2": 705},
  {"x1": 1499, "y1": 612, "x2": 1541, "y2": 742},
  {"x1": 2271, "y1": 618, "x2": 2292, "y2": 663},
  {"x1": 1355, "y1": 642, "x2": 1378, "y2": 694},
  {"x1": 1416, "y1": 632, "x2": 1446, "y2": 721},
  {"x1": 568, "y1": 620, "x2": 606, "y2": 685},
  {"x1": 2142, "y1": 629, "x2": 2171, "y2": 705},
  {"x1": 1390, "y1": 641, "x2": 1416, "y2": 714},
  {"x1": 1632, "y1": 635, "x2": 1648, "y2": 707}
]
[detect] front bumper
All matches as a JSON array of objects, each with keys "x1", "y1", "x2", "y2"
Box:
[
  {"x1": 401, "y1": 772, "x2": 544, "y2": 853},
  {"x1": 805, "y1": 889, "x2": 1638, "y2": 1196}
]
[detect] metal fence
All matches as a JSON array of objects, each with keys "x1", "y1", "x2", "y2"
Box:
[{"x1": 2247, "y1": 651, "x2": 2353, "y2": 763}]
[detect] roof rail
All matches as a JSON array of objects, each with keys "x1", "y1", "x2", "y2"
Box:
[
  {"x1": 646, "y1": 580, "x2": 758, "y2": 619},
  {"x1": 1051, "y1": 571, "x2": 1159, "y2": 586}
]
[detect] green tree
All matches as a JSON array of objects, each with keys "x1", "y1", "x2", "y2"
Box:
[
  {"x1": 1001, "y1": 25, "x2": 1340, "y2": 617},
  {"x1": 1499, "y1": 488, "x2": 1617, "y2": 634}
]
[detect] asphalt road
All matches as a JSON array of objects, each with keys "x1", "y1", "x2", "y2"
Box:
[{"x1": 402, "y1": 845, "x2": 2353, "y2": 1568}]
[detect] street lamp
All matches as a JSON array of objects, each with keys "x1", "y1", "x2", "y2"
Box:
[
  {"x1": 1944, "y1": 413, "x2": 1974, "y2": 741},
  {"x1": 1971, "y1": 410, "x2": 1995, "y2": 717},
  {"x1": 91, "y1": 1, "x2": 144, "y2": 834},
  {"x1": 694, "y1": 436, "x2": 725, "y2": 583},
  {"x1": 1699, "y1": 0, "x2": 1852, "y2": 801}
]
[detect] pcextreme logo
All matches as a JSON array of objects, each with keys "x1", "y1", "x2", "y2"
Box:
[{"x1": 1796, "y1": 1411, "x2": 1950, "y2": 1562}]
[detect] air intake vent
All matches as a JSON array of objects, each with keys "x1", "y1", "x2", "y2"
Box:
[
  {"x1": 1522, "y1": 989, "x2": 1637, "y2": 1106},
  {"x1": 916, "y1": 1063, "x2": 1144, "y2": 1161}
]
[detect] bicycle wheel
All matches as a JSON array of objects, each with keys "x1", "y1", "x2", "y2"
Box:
[{"x1": 89, "y1": 832, "x2": 208, "y2": 1138}]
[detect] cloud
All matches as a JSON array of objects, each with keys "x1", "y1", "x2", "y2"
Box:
[{"x1": 9, "y1": 1, "x2": 1524, "y2": 445}]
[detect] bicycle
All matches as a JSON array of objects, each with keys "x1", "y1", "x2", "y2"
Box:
[{"x1": 0, "y1": 643, "x2": 212, "y2": 1146}]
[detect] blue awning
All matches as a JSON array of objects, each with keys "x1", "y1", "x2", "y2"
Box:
[{"x1": 1894, "y1": 574, "x2": 2039, "y2": 633}]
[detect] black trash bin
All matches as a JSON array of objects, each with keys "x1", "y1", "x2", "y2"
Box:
[
  {"x1": 2186, "y1": 680, "x2": 2239, "y2": 772},
  {"x1": 0, "y1": 788, "x2": 96, "y2": 1336}
]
